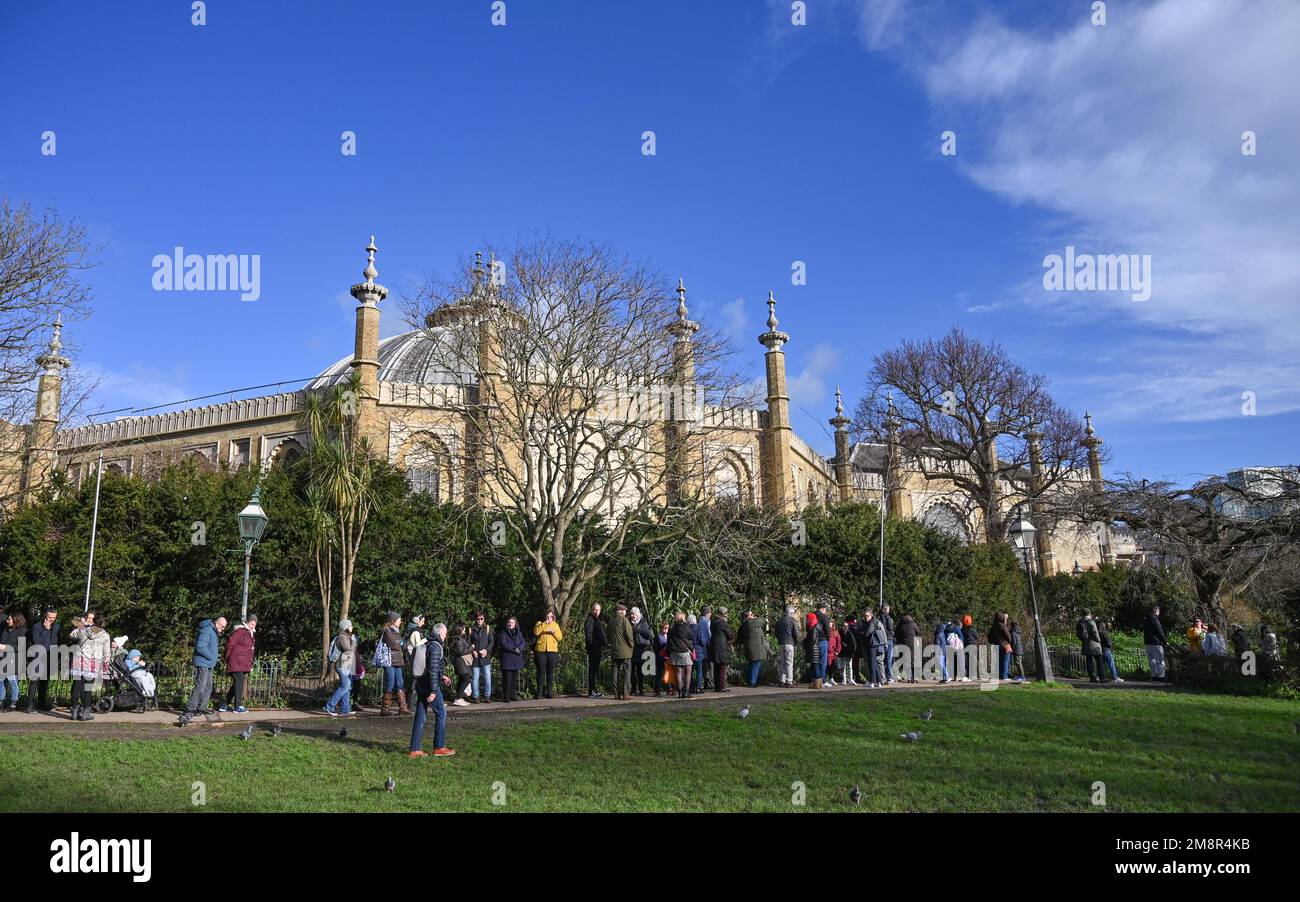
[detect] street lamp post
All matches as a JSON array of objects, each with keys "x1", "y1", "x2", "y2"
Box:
[
  {"x1": 237, "y1": 484, "x2": 269, "y2": 623},
  {"x1": 1008, "y1": 518, "x2": 1053, "y2": 682}
]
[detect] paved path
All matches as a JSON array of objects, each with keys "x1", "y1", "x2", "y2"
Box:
[{"x1": 0, "y1": 676, "x2": 1165, "y2": 728}]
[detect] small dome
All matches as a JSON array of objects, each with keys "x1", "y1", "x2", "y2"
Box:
[{"x1": 307, "y1": 327, "x2": 476, "y2": 389}]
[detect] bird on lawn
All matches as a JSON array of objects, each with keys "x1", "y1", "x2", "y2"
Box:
[
  {"x1": 849, "y1": 785, "x2": 862, "y2": 806},
  {"x1": 738, "y1": 706, "x2": 750, "y2": 719},
  {"x1": 919, "y1": 709, "x2": 933, "y2": 721},
  {"x1": 239, "y1": 725, "x2": 254, "y2": 741},
  {"x1": 339, "y1": 727, "x2": 348, "y2": 740},
  {"x1": 384, "y1": 776, "x2": 396, "y2": 793},
  {"x1": 271, "y1": 723, "x2": 282, "y2": 737},
  {"x1": 901, "y1": 731, "x2": 923, "y2": 742}
]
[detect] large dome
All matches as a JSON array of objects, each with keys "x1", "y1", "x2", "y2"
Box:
[{"x1": 307, "y1": 327, "x2": 476, "y2": 389}]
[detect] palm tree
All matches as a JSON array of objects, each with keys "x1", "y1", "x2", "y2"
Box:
[{"x1": 298, "y1": 372, "x2": 382, "y2": 668}]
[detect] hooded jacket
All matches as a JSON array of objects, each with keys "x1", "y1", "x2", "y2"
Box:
[
  {"x1": 607, "y1": 611, "x2": 635, "y2": 659},
  {"x1": 72, "y1": 625, "x2": 113, "y2": 680}
]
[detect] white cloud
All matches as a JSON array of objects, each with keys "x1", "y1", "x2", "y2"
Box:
[
  {"x1": 787, "y1": 341, "x2": 840, "y2": 408},
  {"x1": 849, "y1": 0, "x2": 1300, "y2": 422}
]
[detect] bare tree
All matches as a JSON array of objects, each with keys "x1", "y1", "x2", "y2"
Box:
[
  {"x1": 401, "y1": 237, "x2": 771, "y2": 624},
  {"x1": 854, "y1": 327, "x2": 1093, "y2": 543},
  {"x1": 0, "y1": 199, "x2": 96, "y2": 422},
  {"x1": 1067, "y1": 470, "x2": 1300, "y2": 627}
]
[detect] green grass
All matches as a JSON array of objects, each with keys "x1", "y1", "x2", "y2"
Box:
[{"x1": 1, "y1": 685, "x2": 1296, "y2": 812}]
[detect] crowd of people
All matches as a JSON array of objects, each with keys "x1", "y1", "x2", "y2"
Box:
[{"x1": 0, "y1": 598, "x2": 1287, "y2": 732}]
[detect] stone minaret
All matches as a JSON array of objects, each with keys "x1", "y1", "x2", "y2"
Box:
[
  {"x1": 24, "y1": 315, "x2": 71, "y2": 496},
  {"x1": 1025, "y1": 419, "x2": 1055, "y2": 575},
  {"x1": 759, "y1": 291, "x2": 792, "y2": 511},
  {"x1": 666, "y1": 278, "x2": 702, "y2": 503},
  {"x1": 349, "y1": 236, "x2": 387, "y2": 444},
  {"x1": 884, "y1": 391, "x2": 905, "y2": 517},
  {"x1": 829, "y1": 386, "x2": 852, "y2": 503},
  {"x1": 1082, "y1": 411, "x2": 1114, "y2": 564}
]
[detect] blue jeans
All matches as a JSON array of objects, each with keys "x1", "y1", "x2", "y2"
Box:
[
  {"x1": 326, "y1": 670, "x2": 353, "y2": 714},
  {"x1": 1103, "y1": 650, "x2": 1119, "y2": 680},
  {"x1": 817, "y1": 640, "x2": 829, "y2": 680},
  {"x1": 999, "y1": 648, "x2": 1011, "y2": 680},
  {"x1": 937, "y1": 641, "x2": 949, "y2": 680},
  {"x1": 384, "y1": 665, "x2": 404, "y2": 692},
  {"x1": 747, "y1": 661, "x2": 761, "y2": 686},
  {"x1": 410, "y1": 686, "x2": 446, "y2": 751},
  {"x1": 885, "y1": 640, "x2": 895, "y2": 680},
  {"x1": 2, "y1": 677, "x2": 17, "y2": 703},
  {"x1": 693, "y1": 655, "x2": 707, "y2": 690},
  {"x1": 472, "y1": 662, "x2": 492, "y2": 699}
]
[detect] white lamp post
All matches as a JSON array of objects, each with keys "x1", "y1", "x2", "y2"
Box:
[
  {"x1": 1008, "y1": 517, "x2": 1053, "y2": 682},
  {"x1": 237, "y1": 484, "x2": 269, "y2": 623}
]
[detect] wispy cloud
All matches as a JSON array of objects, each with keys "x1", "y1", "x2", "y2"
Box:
[{"x1": 845, "y1": 0, "x2": 1300, "y2": 423}]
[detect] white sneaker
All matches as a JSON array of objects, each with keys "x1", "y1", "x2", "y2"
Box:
[
  {"x1": 1115, "y1": 677, "x2": 1125, "y2": 683},
  {"x1": 452, "y1": 698, "x2": 470, "y2": 707}
]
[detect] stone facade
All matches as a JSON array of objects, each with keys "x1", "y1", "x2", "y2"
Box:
[{"x1": 6, "y1": 238, "x2": 1129, "y2": 574}]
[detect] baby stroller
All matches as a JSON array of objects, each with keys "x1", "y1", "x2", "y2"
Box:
[{"x1": 95, "y1": 653, "x2": 157, "y2": 713}]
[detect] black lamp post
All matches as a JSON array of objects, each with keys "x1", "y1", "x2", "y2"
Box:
[{"x1": 1008, "y1": 518, "x2": 1053, "y2": 682}]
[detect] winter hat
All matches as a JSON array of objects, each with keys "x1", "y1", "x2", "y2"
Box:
[
  {"x1": 339, "y1": 618, "x2": 352, "y2": 632},
  {"x1": 112, "y1": 635, "x2": 128, "y2": 649}
]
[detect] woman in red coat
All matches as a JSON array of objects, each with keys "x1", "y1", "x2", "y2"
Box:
[
  {"x1": 826, "y1": 618, "x2": 842, "y2": 686},
  {"x1": 221, "y1": 615, "x2": 257, "y2": 713}
]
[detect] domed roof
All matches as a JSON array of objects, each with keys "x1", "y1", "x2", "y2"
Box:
[{"x1": 307, "y1": 327, "x2": 476, "y2": 390}]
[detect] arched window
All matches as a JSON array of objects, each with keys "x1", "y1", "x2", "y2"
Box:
[{"x1": 920, "y1": 502, "x2": 971, "y2": 545}]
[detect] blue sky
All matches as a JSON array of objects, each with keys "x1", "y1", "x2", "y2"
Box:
[{"x1": 2, "y1": 0, "x2": 1296, "y2": 482}]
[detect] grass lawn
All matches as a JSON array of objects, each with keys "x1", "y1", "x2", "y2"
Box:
[{"x1": 1, "y1": 684, "x2": 1296, "y2": 812}]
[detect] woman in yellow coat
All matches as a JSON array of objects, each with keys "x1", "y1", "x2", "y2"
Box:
[{"x1": 533, "y1": 608, "x2": 564, "y2": 699}]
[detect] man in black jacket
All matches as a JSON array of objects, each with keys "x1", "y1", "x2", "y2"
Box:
[
  {"x1": 630, "y1": 607, "x2": 654, "y2": 696},
  {"x1": 1142, "y1": 605, "x2": 1168, "y2": 681},
  {"x1": 27, "y1": 607, "x2": 60, "y2": 712},
  {"x1": 775, "y1": 605, "x2": 798, "y2": 687},
  {"x1": 584, "y1": 603, "x2": 607, "y2": 698},
  {"x1": 410, "y1": 623, "x2": 455, "y2": 758},
  {"x1": 469, "y1": 612, "x2": 495, "y2": 703}
]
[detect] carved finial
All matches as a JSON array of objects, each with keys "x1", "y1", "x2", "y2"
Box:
[
  {"x1": 473, "y1": 251, "x2": 485, "y2": 285},
  {"x1": 351, "y1": 235, "x2": 389, "y2": 305},
  {"x1": 835, "y1": 386, "x2": 844, "y2": 417},
  {"x1": 1084, "y1": 410, "x2": 1095, "y2": 436},
  {"x1": 363, "y1": 236, "x2": 378, "y2": 284},
  {"x1": 49, "y1": 313, "x2": 64, "y2": 353},
  {"x1": 676, "y1": 278, "x2": 688, "y2": 321},
  {"x1": 758, "y1": 290, "x2": 789, "y2": 350},
  {"x1": 37, "y1": 313, "x2": 70, "y2": 375},
  {"x1": 766, "y1": 290, "x2": 779, "y2": 331}
]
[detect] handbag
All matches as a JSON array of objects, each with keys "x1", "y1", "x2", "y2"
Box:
[
  {"x1": 371, "y1": 639, "x2": 391, "y2": 668},
  {"x1": 458, "y1": 652, "x2": 475, "y2": 669}
]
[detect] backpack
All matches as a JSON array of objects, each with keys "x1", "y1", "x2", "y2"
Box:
[
  {"x1": 411, "y1": 642, "x2": 427, "y2": 679},
  {"x1": 1075, "y1": 619, "x2": 1089, "y2": 642},
  {"x1": 328, "y1": 636, "x2": 342, "y2": 664}
]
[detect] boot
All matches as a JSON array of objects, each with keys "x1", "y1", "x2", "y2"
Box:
[
  {"x1": 380, "y1": 692, "x2": 395, "y2": 716},
  {"x1": 396, "y1": 690, "x2": 412, "y2": 715},
  {"x1": 813, "y1": 678, "x2": 823, "y2": 690}
]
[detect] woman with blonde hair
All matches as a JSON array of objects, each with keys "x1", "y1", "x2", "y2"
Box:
[{"x1": 533, "y1": 607, "x2": 563, "y2": 700}]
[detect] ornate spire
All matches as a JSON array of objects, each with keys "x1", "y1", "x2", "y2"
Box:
[
  {"x1": 472, "y1": 251, "x2": 485, "y2": 287},
  {"x1": 350, "y1": 235, "x2": 388, "y2": 306},
  {"x1": 1083, "y1": 410, "x2": 1095, "y2": 437},
  {"x1": 829, "y1": 385, "x2": 850, "y2": 431},
  {"x1": 884, "y1": 389, "x2": 900, "y2": 433},
  {"x1": 667, "y1": 277, "x2": 699, "y2": 339},
  {"x1": 758, "y1": 290, "x2": 789, "y2": 350},
  {"x1": 36, "y1": 313, "x2": 70, "y2": 376}
]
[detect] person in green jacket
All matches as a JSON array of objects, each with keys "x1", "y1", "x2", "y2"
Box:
[
  {"x1": 606, "y1": 604, "x2": 636, "y2": 700},
  {"x1": 739, "y1": 610, "x2": 768, "y2": 687}
]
